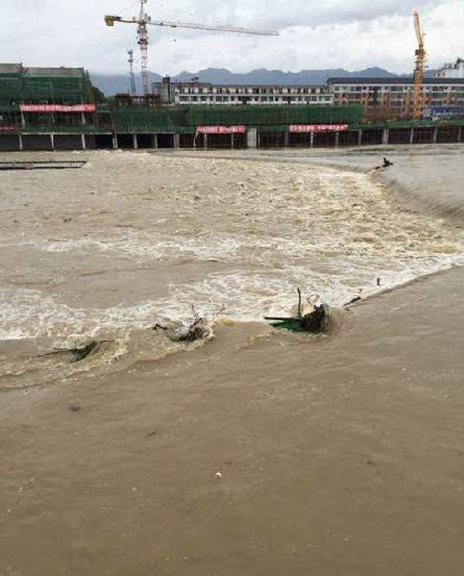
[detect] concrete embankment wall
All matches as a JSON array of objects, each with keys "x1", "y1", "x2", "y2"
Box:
[{"x1": 0, "y1": 125, "x2": 462, "y2": 151}]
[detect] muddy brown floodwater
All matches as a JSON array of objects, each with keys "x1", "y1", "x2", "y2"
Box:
[{"x1": 1, "y1": 147, "x2": 464, "y2": 576}]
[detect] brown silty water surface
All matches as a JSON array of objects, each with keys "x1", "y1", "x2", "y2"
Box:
[{"x1": 0, "y1": 148, "x2": 464, "y2": 576}]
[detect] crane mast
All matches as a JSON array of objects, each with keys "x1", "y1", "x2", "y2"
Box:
[
  {"x1": 137, "y1": 0, "x2": 150, "y2": 96},
  {"x1": 127, "y1": 49, "x2": 136, "y2": 96},
  {"x1": 413, "y1": 11, "x2": 426, "y2": 120},
  {"x1": 105, "y1": 1, "x2": 279, "y2": 96}
]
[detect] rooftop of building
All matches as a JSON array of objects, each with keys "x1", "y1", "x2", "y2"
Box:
[
  {"x1": 327, "y1": 76, "x2": 464, "y2": 85},
  {"x1": 440, "y1": 58, "x2": 464, "y2": 68},
  {"x1": 0, "y1": 63, "x2": 87, "y2": 77},
  {"x1": 154, "y1": 79, "x2": 325, "y2": 89},
  {"x1": 0, "y1": 63, "x2": 22, "y2": 74}
]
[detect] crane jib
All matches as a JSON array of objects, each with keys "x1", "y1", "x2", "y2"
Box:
[{"x1": 148, "y1": 20, "x2": 279, "y2": 36}]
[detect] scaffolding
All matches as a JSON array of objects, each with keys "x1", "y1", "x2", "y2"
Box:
[
  {"x1": 0, "y1": 64, "x2": 94, "y2": 105},
  {"x1": 109, "y1": 104, "x2": 364, "y2": 132}
]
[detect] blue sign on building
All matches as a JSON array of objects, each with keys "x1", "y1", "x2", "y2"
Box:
[{"x1": 423, "y1": 105, "x2": 463, "y2": 119}]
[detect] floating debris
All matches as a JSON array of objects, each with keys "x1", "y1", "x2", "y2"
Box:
[
  {"x1": 69, "y1": 402, "x2": 82, "y2": 412},
  {"x1": 68, "y1": 340, "x2": 100, "y2": 362},
  {"x1": 371, "y1": 157, "x2": 394, "y2": 173},
  {"x1": 383, "y1": 157, "x2": 394, "y2": 168},
  {"x1": 344, "y1": 288, "x2": 364, "y2": 307},
  {"x1": 38, "y1": 339, "x2": 113, "y2": 363},
  {"x1": 265, "y1": 289, "x2": 329, "y2": 334},
  {"x1": 152, "y1": 305, "x2": 220, "y2": 343}
]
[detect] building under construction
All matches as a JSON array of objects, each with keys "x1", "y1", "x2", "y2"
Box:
[
  {"x1": 3, "y1": 63, "x2": 464, "y2": 151},
  {"x1": 0, "y1": 63, "x2": 93, "y2": 104},
  {"x1": 0, "y1": 63, "x2": 96, "y2": 150}
]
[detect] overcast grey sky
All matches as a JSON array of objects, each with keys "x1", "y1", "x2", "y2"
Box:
[{"x1": 0, "y1": 0, "x2": 463, "y2": 74}]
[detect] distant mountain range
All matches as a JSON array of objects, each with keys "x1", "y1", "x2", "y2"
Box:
[{"x1": 91, "y1": 66, "x2": 398, "y2": 95}]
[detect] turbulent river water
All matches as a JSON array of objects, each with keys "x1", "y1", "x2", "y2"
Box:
[
  {"x1": 1, "y1": 146, "x2": 464, "y2": 576},
  {"x1": 1, "y1": 150, "x2": 463, "y2": 342}
]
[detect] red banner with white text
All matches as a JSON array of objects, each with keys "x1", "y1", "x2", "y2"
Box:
[
  {"x1": 19, "y1": 104, "x2": 96, "y2": 113},
  {"x1": 196, "y1": 125, "x2": 246, "y2": 135},
  {"x1": 289, "y1": 124, "x2": 349, "y2": 133}
]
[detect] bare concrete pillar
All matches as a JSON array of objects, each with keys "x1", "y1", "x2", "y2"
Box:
[
  {"x1": 173, "y1": 133, "x2": 180, "y2": 149},
  {"x1": 50, "y1": 134, "x2": 55, "y2": 150},
  {"x1": 334, "y1": 131, "x2": 340, "y2": 147},
  {"x1": 112, "y1": 134, "x2": 118, "y2": 149},
  {"x1": 247, "y1": 128, "x2": 257, "y2": 149},
  {"x1": 382, "y1": 129, "x2": 389, "y2": 145},
  {"x1": 357, "y1": 130, "x2": 363, "y2": 146},
  {"x1": 203, "y1": 134, "x2": 208, "y2": 150},
  {"x1": 81, "y1": 112, "x2": 86, "y2": 126},
  {"x1": 81, "y1": 134, "x2": 86, "y2": 150},
  {"x1": 310, "y1": 132, "x2": 314, "y2": 147},
  {"x1": 153, "y1": 134, "x2": 158, "y2": 149},
  {"x1": 18, "y1": 134, "x2": 23, "y2": 151},
  {"x1": 409, "y1": 128, "x2": 415, "y2": 144},
  {"x1": 231, "y1": 133, "x2": 234, "y2": 149},
  {"x1": 284, "y1": 131, "x2": 289, "y2": 148},
  {"x1": 21, "y1": 113, "x2": 26, "y2": 128},
  {"x1": 133, "y1": 134, "x2": 138, "y2": 149},
  {"x1": 433, "y1": 127, "x2": 438, "y2": 144}
]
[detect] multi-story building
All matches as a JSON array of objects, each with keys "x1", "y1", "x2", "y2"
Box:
[
  {"x1": 0, "y1": 63, "x2": 96, "y2": 132},
  {"x1": 153, "y1": 77, "x2": 333, "y2": 106},
  {"x1": 326, "y1": 77, "x2": 464, "y2": 120},
  {"x1": 433, "y1": 58, "x2": 464, "y2": 79}
]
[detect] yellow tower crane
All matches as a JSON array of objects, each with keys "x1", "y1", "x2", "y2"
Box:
[
  {"x1": 412, "y1": 10, "x2": 426, "y2": 119},
  {"x1": 105, "y1": 0, "x2": 279, "y2": 96}
]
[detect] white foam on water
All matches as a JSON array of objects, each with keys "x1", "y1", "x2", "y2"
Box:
[
  {"x1": 0, "y1": 289, "x2": 150, "y2": 342},
  {"x1": 1, "y1": 252, "x2": 462, "y2": 341},
  {"x1": 2, "y1": 155, "x2": 464, "y2": 341},
  {"x1": 43, "y1": 233, "x2": 244, "y2": 263}
]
